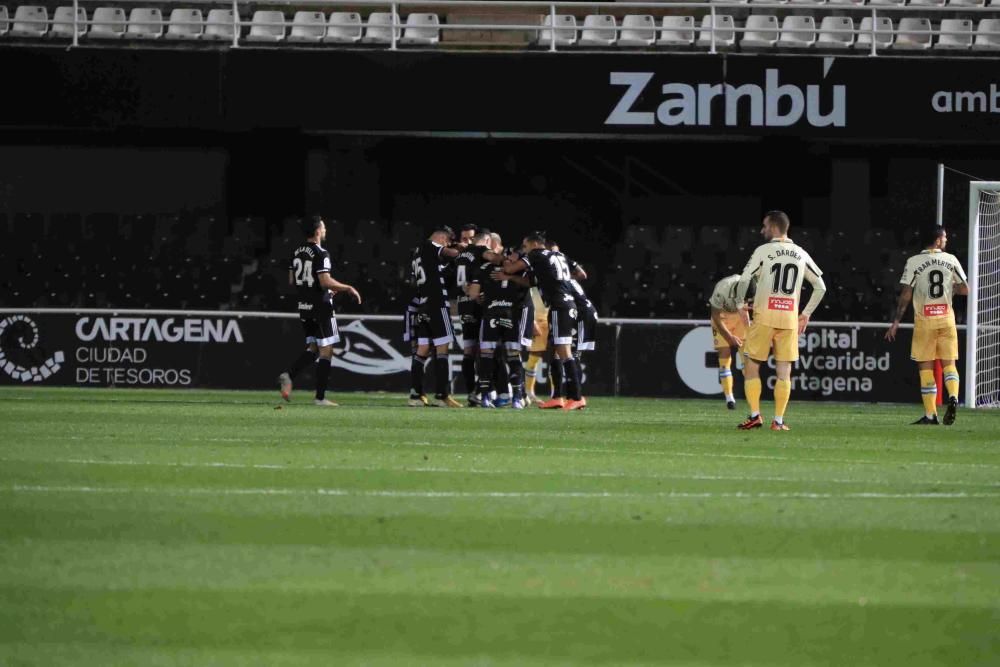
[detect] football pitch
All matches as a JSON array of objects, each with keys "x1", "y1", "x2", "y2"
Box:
[{"x1": 1, "y1": 387, "x2": 998, "y2": 666}]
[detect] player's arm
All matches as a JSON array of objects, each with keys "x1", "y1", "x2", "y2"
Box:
[
  {"x1": 884, "y1": 284, "x2": 913, "y2": 342},
  {"x1": 736, "y1": 251, "x2": 762, "y2": 326},
  {"x1": 318, "y1": 272, "x2": 362, "y2": 304},
  {"x1": 492, "y1": 272, "x2": 531, "y2": 288},
  {"x1": 440, "y1": 246, "x2": 462, "y2": 259},
  {"x1": 955, "y1": 283, "x2": 970, "y2": 296},
  {"x1": 953, "y1": 263, "x2": 970, "y2": 296},
  {"x1": 711, "y1": 306, "x2": 743, "y2": 347},
  {"x1": 798, "y1": 267, "x2": 827, "y2": 334},
  {"x1": 504, "y1": 256, "x2": 530, "y2": 274}
]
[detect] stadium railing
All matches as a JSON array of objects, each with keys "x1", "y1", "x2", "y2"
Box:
[{"x1": 5, "y1": 0, "x2": 999, "y2": 56}]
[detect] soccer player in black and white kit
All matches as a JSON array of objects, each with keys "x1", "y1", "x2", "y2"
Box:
[
  {"x1": 551, "y1": 242, "x2": 597, "y2": 407},
  {"x1": 454, "y1": 229, "x2": 488, "y2": 405},
  {"x1": 468, "y1": 234, "x2": 530, "y2": 409},
  {"x1": 409, "y1": 226, "x2": 465, "y2": 408},
  {"x1": 503, "y1": 232, "x2": 586, "y2": 411},
  {"x1": 278, "y1": 216, "x2": 362, "y2": 406}
]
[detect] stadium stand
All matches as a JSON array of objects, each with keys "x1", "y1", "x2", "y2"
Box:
[{"x1": 0, "y1": 2, "x2": 995, "y2": 53}]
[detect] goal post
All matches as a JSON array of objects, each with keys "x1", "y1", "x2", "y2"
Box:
[{"x1": 966, "y1": 181, "x2": 1000, "y2": 409}]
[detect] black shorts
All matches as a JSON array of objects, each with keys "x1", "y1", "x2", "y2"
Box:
[
  {"x1": 460, "y1": 312, "x2": 482, "y2": 351},
  {"x1": 415, "y1": 302, "x2": 455, "y2": 347},
  {"x1": 516, "y1": 301, "x2": 534, "y2": 349},
  {"x1": 576, "y1": 306, "x2": 598, "y2": 352},
  {"x1": 403, "y1": 303, "x2": 419, "y2": 343},
  {"x1": 300, "y1": 310, "x2": 340, "y2": 348},
  {"x1": 480, "y1": 309, "x2": 520, "y2": 352},
  {"x1": 549, "y1": 306, "x2": 576, "y2": 346}
]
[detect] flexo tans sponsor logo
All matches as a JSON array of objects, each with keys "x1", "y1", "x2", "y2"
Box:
[{"x1": 606, "y1": 69, "x2": 846, "y2": 128}]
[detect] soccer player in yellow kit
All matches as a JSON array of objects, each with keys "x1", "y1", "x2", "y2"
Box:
[
  {"x1": 523, "y1": 286, "x2": 549, "y2": 404},
  {"x1": 884, "y1": 227, "x2": 968, "y2": 426},
  {"x1": 736, "y1": 211, "x2": 827, "y2": 431},
  {"x1": 709, "y1": 274, "x2": 749, "y2": 410}
]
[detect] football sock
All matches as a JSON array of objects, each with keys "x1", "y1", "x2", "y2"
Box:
[
  {"x1": 494, "y1": 353, "x2": 509, "y2": 397},
  {"x1": 507, "y1": 357, "x2": 524, "y2": 400},
  {"x1": 410, "y1": 354, "x2": 428, "y2": 397},
  {"x1": 434, "y1": 356, "x2": 450, "y2": 399},
  {"x1": 315, "y1": 358, "x2": 331, "y2": 401},
  {"x1": 718, "y1": 357, "x2": 734, "y2": 400},
  {"x1": 288, "y1": 350, "x2": 315, "y2": 380},
  {"x1": 943, "y1": 364, "x2": 960, "y2": 401},
  {"x1": 461, "y1": 355, "x2": 477, "y2": 394},
  {"x1": 572, "y1": 353, "x2": 585, "y2": 397},
  {"x1": 920, "y1": 369, "x2": 938, "y2": 417},
  {"x1": 745, "y1": 378, "x2": 762, "y2": 417},
  {"x1": 550, "y1": 359, "x2": 564, "y2": 399},
  {"x1": 563, "y1": 358, "x2": 582, "y2": 401},
  {"x1": 774, "y1": 379, "x2": 791, "y2": 422},
  {"x1": 478, "y1": 355, "x2": 495, "y2": 394},
  {"x1": 524, "y1": 353, "x2": 542, "y2": 396}
]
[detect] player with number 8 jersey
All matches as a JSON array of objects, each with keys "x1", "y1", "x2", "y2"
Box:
[{"x1": 884, "y1": 226, "x2": 968, "y2": 426}]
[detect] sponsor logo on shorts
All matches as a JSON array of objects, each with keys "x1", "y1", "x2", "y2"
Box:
[
  {"x1": 768, "y1": 297, "x2": 795, "y2": 311},
  {"x1": 924, "y1": 304, "x2": 949, "y2": 317}
]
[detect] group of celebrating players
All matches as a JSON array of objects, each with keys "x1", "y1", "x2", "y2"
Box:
[
  {"x1": 280, "y1": 210, "x2": 970, "y2": 428},
  {"x1": 403, "y1": 224, "x2": 597, "y2": 411}
]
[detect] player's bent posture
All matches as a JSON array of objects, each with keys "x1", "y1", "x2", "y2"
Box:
[
  {"x1": 409, "y1": 226, "x2": 465, "y2": 408},
  {"x1": 279, "y1": 216, "x2": 362, "y2": 406},
  {"x1": 736, "y1": 211, "x2": 826, "y2": 431},
  {"x1": 504, "y1": 232, "x2": 586, "y2": 411},
  {"x1": 884, "y1": 227, "x2": 968, "y2": 425},
  {"x1": 709, "y1": 274, "x2": 750, "y2": 410}
]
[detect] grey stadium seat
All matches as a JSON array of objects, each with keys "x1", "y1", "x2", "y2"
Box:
[
  {"x1": 579, "y1": 14, "x2": 617, "y2": 46},
  {"x1": 973, "y1": 18, "x2": 1000, "y2": 49},
  {"x1": 618, "y1": 15, "x2": 655, "y2": 47},
  {"x1": 778, "y1": 16, "x2": 816, "y2": 47},
  {"x1": 741, "y1": 15, "x2": 779, "y2": 48},
  {"x1": 659, "y1": 16, "x2": 695, "y2": 46},
  {"x1": 696, "y1": 15, "x2": 735, "y2": 47},
  {"x1": 324, "y1": 12, "x2": 362, "y2": 43},
  {"x1": 936, "y1": 19, "x2": 973, "y2": 49},
  {"x1": 90, "y1": 7, "x2": 127, "y2": 39},
  {"x1": 50, "y1": 6, "x2": 86, "y2": 38},
  {"x1": 538, "y1": 14, "x2": 577, "y2": 46},
  {"x1": 126, "y1": 8, "x2": 163, "y2": 39},
  {"x1": 400, "y1": 13, "x2": 440, "y2": 45},
  {"x1": 364, "y1": 12, "x2": 401, "y2": 43},
  {"x1": 855, "y1": 17, "x2": 894, "y2": 50},
  {"x1": 818, "y1": 16, "x2": 854, "y2": 48},
  {"x1": 289, "y1": 11, "x2": 326, "y2": 42},
  {"x1": 247, "y1": 10, "x2": 285, "y2": 42},
  {"x1": 895, "y1": 17, "x2": 933, "y2": 49},
  {"x1": 204, "y1": 9, "x2": 236, "y2": 41},
  {"x1": 11, "y1": 5, "x2": 47, "y2": 37},
  {"x1": 165, "y1": 9, "x2": 203, "y2": 40}
]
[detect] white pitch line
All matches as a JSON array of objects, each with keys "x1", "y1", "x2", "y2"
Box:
[
  {"x1": 3, "y1": 458, "x2": 999, "y2": 489},
  {"x1": 6, "y1": 485, "x2": 1000, "y2": 500},
  {"x1": 30, "y1": 437, "x2": 1000, "y2": 470}
]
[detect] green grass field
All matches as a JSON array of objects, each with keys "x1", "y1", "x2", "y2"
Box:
[{"x1": 1, "y1": 387, "x2": 998, "y2": 666}]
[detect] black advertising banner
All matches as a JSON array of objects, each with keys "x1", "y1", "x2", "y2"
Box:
[
  {"x1": 0, "y1": 47, "x2": 998, "y2": 141},
  {"x1": 0, "y1": 311, "x2": 960, "y2": 404}
]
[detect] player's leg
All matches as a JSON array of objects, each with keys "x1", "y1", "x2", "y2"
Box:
[
  {"x1": 428, "y1": 306, "x2": 461, "y2": 407},
  {"x1": 738, "y1": 323, "x2": 768, "y2": 429},
  {"x1": 717, "y1": 348, "x2": 736, "y2": 409},
  {"x1": 938, "y1": 326, "x2": 960, "y2": 425},
  {"x1": 409, "y1": 313, "x2": 431, "y2": 407},
  {"x1": 525, "y1": 316, "x2": 549, "y2": 403},
  {"x1": 461, "y1": 316, "x2": 480, "y2": 405},
  {"x1": 477, "y1": 318, "x2": 496, "y2": 407},
  {"x1": 505, "y1": 342, "x2": 525, "y2": 408},
  {"x1": 770, "y1": 328, "x2": 798, "y2": 430},
  {"x1": 911, "y1": 327, "x2": 939, "y2": 424},
  {"x1": 313, "y1": 314, "x2": 340, "y2": 406},
  {"x1": 281, "y1": 318, "x2": 319, "y2": 401}
]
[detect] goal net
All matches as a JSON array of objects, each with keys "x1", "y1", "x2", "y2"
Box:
[{"x1": 966, "y1": 181, "x2": 1000, "y2": 408}]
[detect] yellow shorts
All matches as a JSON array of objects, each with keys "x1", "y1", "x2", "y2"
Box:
[
  {"x1": 911, "y1": 325, "x2": 959, "y2": 363},
  {"x1": 712, "y1": 312, "x2": 747, "y2": 350},
  {"x1": 529, "y1": 319, "x2": 549, "y2": 353},
  {"x1": 743, "y1": 322, "x2": 798, "y2": 363}
]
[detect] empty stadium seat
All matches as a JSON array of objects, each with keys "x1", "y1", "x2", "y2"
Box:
[
  {"x1": 910, "y1": 0, "x2": 946, "y2": 5},
  {"x1": 618, "y1": 15, "x2": 655, "y2": 46},
  {"x1": 248, "y1": 10, "x2": 285, "y2": 42},
  {"x1": 696, "y1": 15, "x2": 735, "y2": 47},
  {"x1": 579, "y1": 15, "x2": 617, "y2": 46},
  {"x1": 937, "y1": 18, "x2": 973, "y2": 48},
  {"x1": 818, "y1": 16, "x2": 854, "y2": 47},
  {"x1": 950, "y1": 0, "x2": 985, "y2": 6},
  {"x1": 364, "y1": 12, "x2": 401, "y2": 43},
  {"x1": 659, "y1": 16, "x2": 695, "y2": 46},
  {"x1": 870, "y1": 0, "x2": 905, "y2": 5},
  {"x1": 0, "y1": 6, "x2": 7, "y2": 35},
  {"x1": 50, "y1": 6, "x2": 86, "y2": 37},
  {"x1": 288, "y1": 11, "x2": 326, "y2": 42},
  {"x1": 165, "y1": 8, "x2": 202, "y2": 39},
  {"x1": 741, "y1": 15, "x2": 779, "y2": 48},
  {"x1": 11, "y1": 5, "x2": 47, "y2": 37},
  {"x1": 90, "y1": 7, "x2": 126, "y2": 39},
  {"x1": 538, "y1": 14, "x2": 577, "y2": 46},
  {"x1": 400, "y1": 13, "x2": 440, "y2": 45},
  {"x1": 325, "y1": 12, "x2": 362, "y2": 43},
  {"x1": 829, "y1": 0, "x2": 865, "y2": 4},
  {"x1": 974, "y1": 18, "x2": 1000, "y2": 49},
  {"x1": 204, "y1": 9, "x2": 235, "y2": 40},
  {"x1": 779, "y1": 16, "x2": 816, "y2": 47},
  {"x1": 855, "y1": 17, "x2": 894, "y2": 49},
  {"x1": 896, "y1": 17, "x2": 932, "y2": 49},
  {"x1": 126, "y1": 8, "x2": 162, "y2": 39}
]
